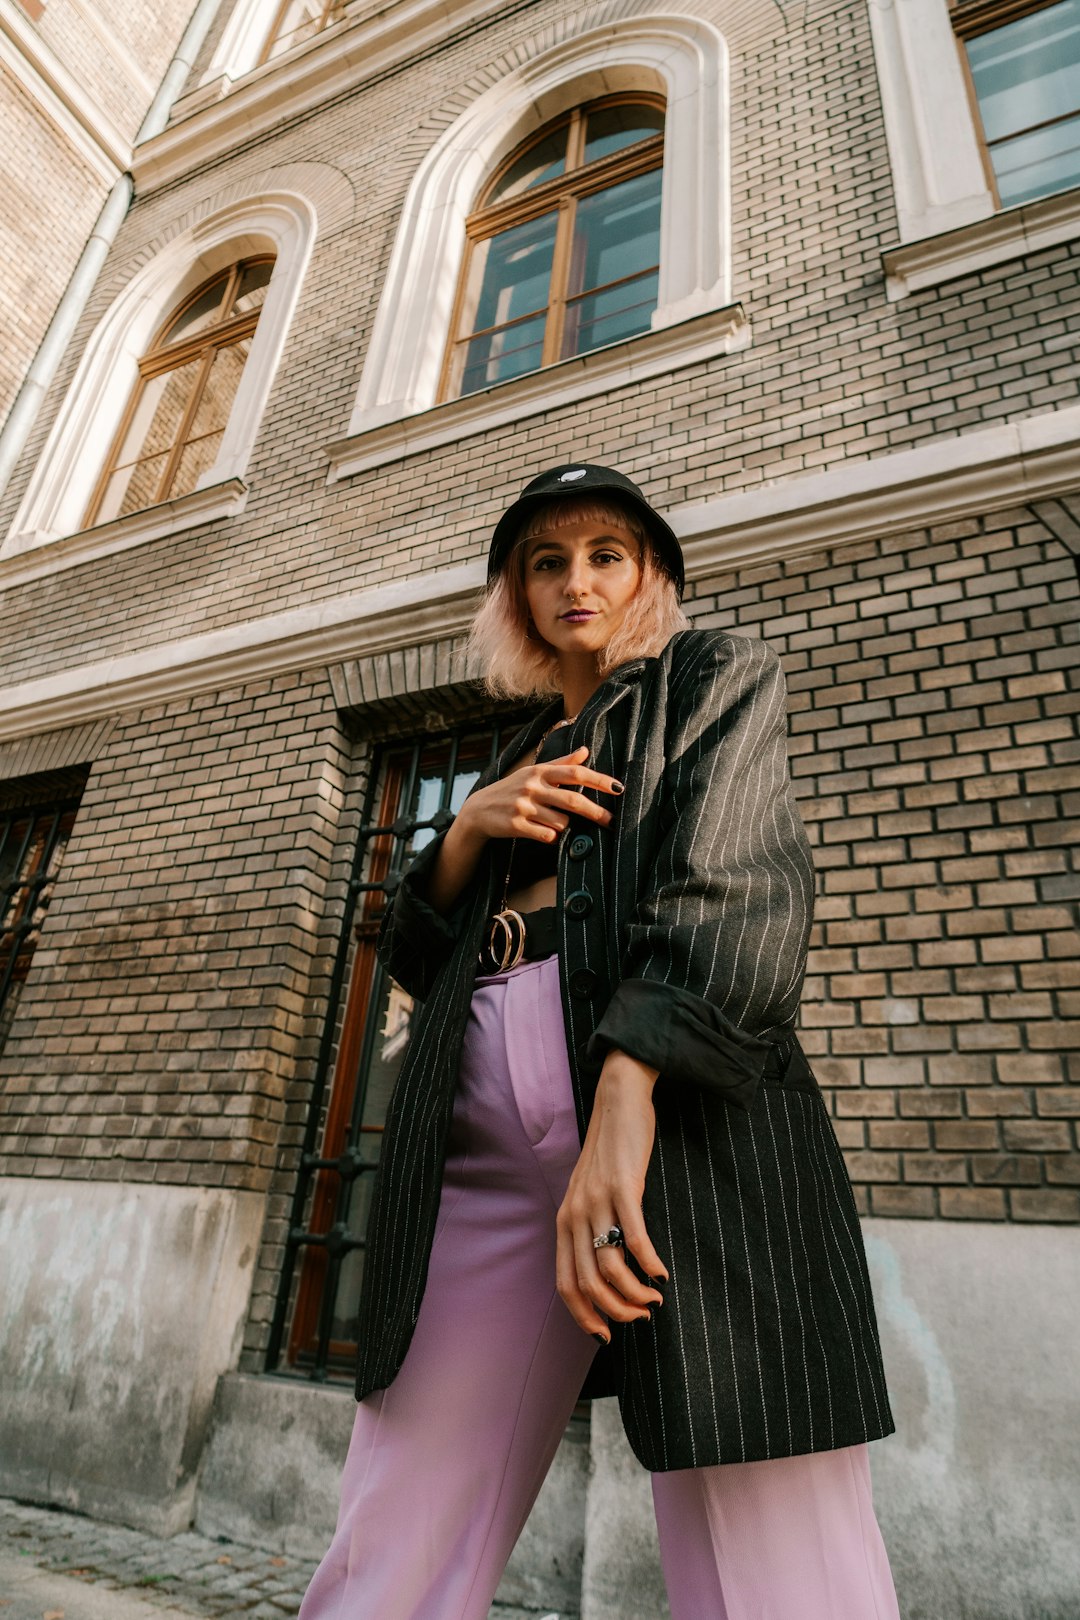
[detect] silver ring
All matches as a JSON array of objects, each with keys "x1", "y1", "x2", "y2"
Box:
[{"x1": 593, "y1": 1226, "x2": 624, "y2": 1251}]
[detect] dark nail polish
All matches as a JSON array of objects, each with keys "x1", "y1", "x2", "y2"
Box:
[
  {"x1": 610, "y1": 780, "x2": 624, "y2": 794},
  {"x1": 594, "y1": 1333, "x2": 610, "y2": 1346}
]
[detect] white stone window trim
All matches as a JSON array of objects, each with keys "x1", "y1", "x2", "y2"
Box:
[
  {"x1": 177, "y1": 0, "x2": 366, "y2": 114},
  {"x1": 868, "y1": 0, "x2": 1080, "y2": 295},
  {"x1": 326, "y1": 302, "x2": 749, "y2": 483},
  {"x1": 341, "y1": 13, "x2": 731, "y2": 441},
  {"x1": 883, "y1": 182, "x2": 1080, "y2": 298},
  {"x1": 3, "y1": 193, "x2": 317, "y2": 562}
]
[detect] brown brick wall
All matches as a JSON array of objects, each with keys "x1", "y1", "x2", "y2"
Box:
[
  {"x1": 0, "y1": 669, "x2": 353, "y2": 1194},
  {"x1": 691, "y1": 508, "x2": 1080, "y2": 1222},
  {"x1": 0, "y1": 0, "x2": 196, "y2": 421}
]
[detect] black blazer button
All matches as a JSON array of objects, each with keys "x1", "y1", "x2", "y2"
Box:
[
  {"x1": 568, "y1": 833, "x2": 594, "y2": 861},
  {"x1": 569, "y1": 967, "x2": 598, "y2": 998},
  {"x1": 564, "y1": 888, "x2": 593, "y2": 919}
]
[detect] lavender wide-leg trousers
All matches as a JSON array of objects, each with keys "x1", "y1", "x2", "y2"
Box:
[{"x1": 298, "y1": 952, "x2": 900, "y2": 1620}]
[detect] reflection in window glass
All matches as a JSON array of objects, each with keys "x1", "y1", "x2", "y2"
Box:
[
  {"x1": 86, "y1": 259, "x2": 273, "y2": 529},
  {"x1": 447, "y1": 99, "x2": 664, "y2": 401},
  {"x1": 488, "y1": 125, "x2": 568, "y2": 202},
  {"x1": 460, "y1": 212, "x2": 558, "y2": 396},
  {"x1": 263, "y1": 0, "x2": 344, "y2": 63},
  {"x1": 966, "y1": 0, "x2": 1080, "y2": 206},
  {"x1": 584, "y1": 103, "x2": 664, "y2": 166}
]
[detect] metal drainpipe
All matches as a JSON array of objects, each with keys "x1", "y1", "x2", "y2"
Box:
[{"x1": 0, "y1": 0, "x2": 228, "y2": 500}]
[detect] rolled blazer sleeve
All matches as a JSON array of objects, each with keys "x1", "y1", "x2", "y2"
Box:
[
  {"x1": 374, "y1": 823, "x2": 464, "y2": 1002},
  {"x1": 585, "y1": 635, "x2": 815, "y2": 1110}
]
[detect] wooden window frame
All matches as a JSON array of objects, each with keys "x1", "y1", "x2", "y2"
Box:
[
  {"x1": 256, "y1": 0, "x2": 344, "y2": 67},
  {"x1": 438, "y1": 93, "x2": 666, "y2": 404},
  {"x1": 82, "y1": 257, "x2": 274, "y2": 532},
  {"x1": 950, "y1": 0, "x2": 1080, "y2": 209}
]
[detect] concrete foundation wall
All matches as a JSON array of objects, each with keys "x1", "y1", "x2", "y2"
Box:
[
  {"x1": 192, "y1": 1218, "x2": 1078, "y2": 1619},
  {"x1": 866, "y1": 1218, "x2": 1080, "y2": 1620},
  {"x1": 0, "y1": 1176, "x2": 264, "y2": 1536}
]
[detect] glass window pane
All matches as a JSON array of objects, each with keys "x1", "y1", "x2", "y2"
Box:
[
  {"x1": 460, "y1": 313, "x2": 547, "y2": 396},
  {"x1": 563, "y1": 269, "x2": 659, "y2": 358},
  {"x1": 187, "y1": 341, "x2": 249, "y2": 439},
  {"x1": 160, "y1": 274, "x2": 231, "y2": 346},
  {"x1": 229, "y1": 261, "x2": 274, "y2": 317},
  {"x1": 967, "y1": 0, "x2": 1080, "y2": 143},
  {"x1": 266, "y1": 0, "x2": 340, "y2": 61},
  {"x1": 104, "y1": 356, "x2": 201, "y2": 497},
  {"x1": 470, "y1": 211, "x2": 558, "y2": 335},
  {"x1": 97, "y1": 451, "x2": 172, "y2": 524},
  {"x1": 169, "y1": 432, "x2": 225, "y2": 499},
  {"x1": 487, "y1": 126, "x2": 568, "y2": 202},
  {"x1": 584, "y1": 103, "x2": 664, "y2": 166},
  {"x1": 989, "y1": 113, "x2": 1080, "y2": 205},
  {"x1": 566, "y1": 167, "x2": 662, "y2": 302}
]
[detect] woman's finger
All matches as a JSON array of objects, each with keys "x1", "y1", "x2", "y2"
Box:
[
  {"x1": 615, "y1": 1198, "x2": 669, "y2": 1284},
  {"x1": 556, "y1": 1215, "x2": 608, "y2": 1338},
  {"x1": 595, "y1": 1244, "x2": 664, "y2": 1309},
  {"x1": 572, "y1": 1218, "x2": 651, "y2": 1326}
]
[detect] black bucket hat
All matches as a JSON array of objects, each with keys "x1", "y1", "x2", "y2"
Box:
[{"x1": 487, "y1": 463, "x2": 685, "y2": 600}]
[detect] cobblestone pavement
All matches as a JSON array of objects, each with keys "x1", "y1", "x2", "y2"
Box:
[{"x1": 0, "y1": 1499, "x2": 563, "y2": 1620}]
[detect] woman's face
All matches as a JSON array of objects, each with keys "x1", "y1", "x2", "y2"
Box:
[{"x1": 520, "y1": 516, "x2": 643, "y2": 656}]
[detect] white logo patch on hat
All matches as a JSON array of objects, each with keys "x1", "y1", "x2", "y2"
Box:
[{"x1": 560, "y1": 468, "x2": 587, "y2": 482}]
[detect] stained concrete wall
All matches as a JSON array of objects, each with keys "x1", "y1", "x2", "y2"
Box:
[
  {"x1": 195, "y1": 1373, "x2": 590, "y2": 1613},
  {"x1": 193, "y1": 1218, "x2": 1079, "y2": 1620},
  {"x1": 0, "y1": 1177, "x2": 264, "y2": 1536},
  {"x1": 865, "y1": 1219, "x2": 1080, "y2": 1620}
]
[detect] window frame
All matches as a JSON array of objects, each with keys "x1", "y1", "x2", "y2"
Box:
[
  {"x1": 255, "y1": 0, "x2": 346, "y2": 68},
  {"x1": 438, "y1": 93, "x2": 666, "y2": 403},
  {"x1": 82, "y1": 256, "x2": 275, "y2": 532},
  {"x1": 950, "y1": 0, "x2": 1080, "y2": 211}
]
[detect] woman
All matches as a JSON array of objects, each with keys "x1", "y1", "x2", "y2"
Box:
[{"x1": 299, "y1": 464, "x2": 900, "y2": 1620}]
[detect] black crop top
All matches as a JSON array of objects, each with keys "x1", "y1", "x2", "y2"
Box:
[{"x1": 496, "y1": 829, "x2": 560, "y2": 894}]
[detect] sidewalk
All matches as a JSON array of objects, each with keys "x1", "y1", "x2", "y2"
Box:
[{"x1": 0, "y1": 1499, "x2": 563, "y2": 1620}]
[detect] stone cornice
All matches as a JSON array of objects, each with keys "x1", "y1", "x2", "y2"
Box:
[
  {"x1": 0, "y1": 0, "x2": 130, "y2": 181},
  {"x1": 132, "y1": 0, "x2": 520, "y2": 194},
  {"x1": 882, "y1": 184, "x2": 1080, "y2": 299},
  {"x1": 0, "y1": 406, "x2": 1076, "y2": 743}
]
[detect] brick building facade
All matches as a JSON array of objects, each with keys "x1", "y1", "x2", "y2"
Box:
[{"x1": 1, "y1": 0, "x2": 1078, "y2": 1615}]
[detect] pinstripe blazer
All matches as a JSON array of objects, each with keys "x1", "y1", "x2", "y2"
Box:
[{"x1": 355, "y1": 627, "x2": 895, "y2": 1470}]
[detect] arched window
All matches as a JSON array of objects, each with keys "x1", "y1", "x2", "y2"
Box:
[
  {"x1": 257, "y1": 0, "x2": 346, "y2": 66},
  {"x1": 440, "y1": 96, "x2": 665, "y2": 401},
  {"x1": 83, "y1": 258, "x2": 274, "y2": 529}
]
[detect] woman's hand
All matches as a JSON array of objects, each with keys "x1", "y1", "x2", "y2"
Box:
[
  {"x1": 424, "y1": 745, "x2": 621, "y2": 917},
  {"x1": 458, "y1": 744, "x2": 620, "y2": 845},
  {"x1": 555, "y1": 1051, "x2": 668, "y2": 1342}
]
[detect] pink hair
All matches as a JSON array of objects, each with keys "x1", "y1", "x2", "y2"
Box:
[{"x1": 465, "y1": 496, "x2": 690, "y2": 700}]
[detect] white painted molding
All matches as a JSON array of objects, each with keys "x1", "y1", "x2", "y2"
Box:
[
  {"x1": 882, "y1": 183, "x2": 1080, "y2": 298},
  {"x1": 0, "y1": 479, "x2": 247, "y2": 589},
  {"x1": 3, "y1": 190, "x2": 318, "y2": 558},
  {"x1": 135, "y1": 0, "x2": 526, "y2": 193},
  {"x1": 327, "y1": 302, "x2": 750, "y2": 481},
  {"x1": 865, "y1": 0, "x2": 995, "y2": 242},
  {"x1": 0, "y1": 405, "x2": 1076, "y2": 743},
  {"x1": 674, "y1": 404, "x2": 1080, "y2": 571},
  {"x1": 346, "y1": 13, "x2": 731, "y2": 437},
  {"x1": 0, "y1": 0, "x2": 130, "y2": 181}
]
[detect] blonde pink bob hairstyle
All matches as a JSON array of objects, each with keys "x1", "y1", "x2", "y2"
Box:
[{"x1": 466, "y1": 496, "x2": 690, "y2": 701}]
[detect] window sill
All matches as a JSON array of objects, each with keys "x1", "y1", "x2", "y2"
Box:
[
  {"x1": 882, "y1": 184, "x2": 1080, "y2": 300},
  {"x1": 0, "y1": 478, "x2": 248, "y2": 589},
  {"x1": 325, "y1": 302, "x2": 750, "y2": 481}
]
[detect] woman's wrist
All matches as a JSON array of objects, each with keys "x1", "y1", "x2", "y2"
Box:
[
  {"x1": 425, "y1": 808, "x2": 487, "y2": 915},
  {"x1": 596, "y1": 1048, "x2": 660, "y2": 1100}
]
